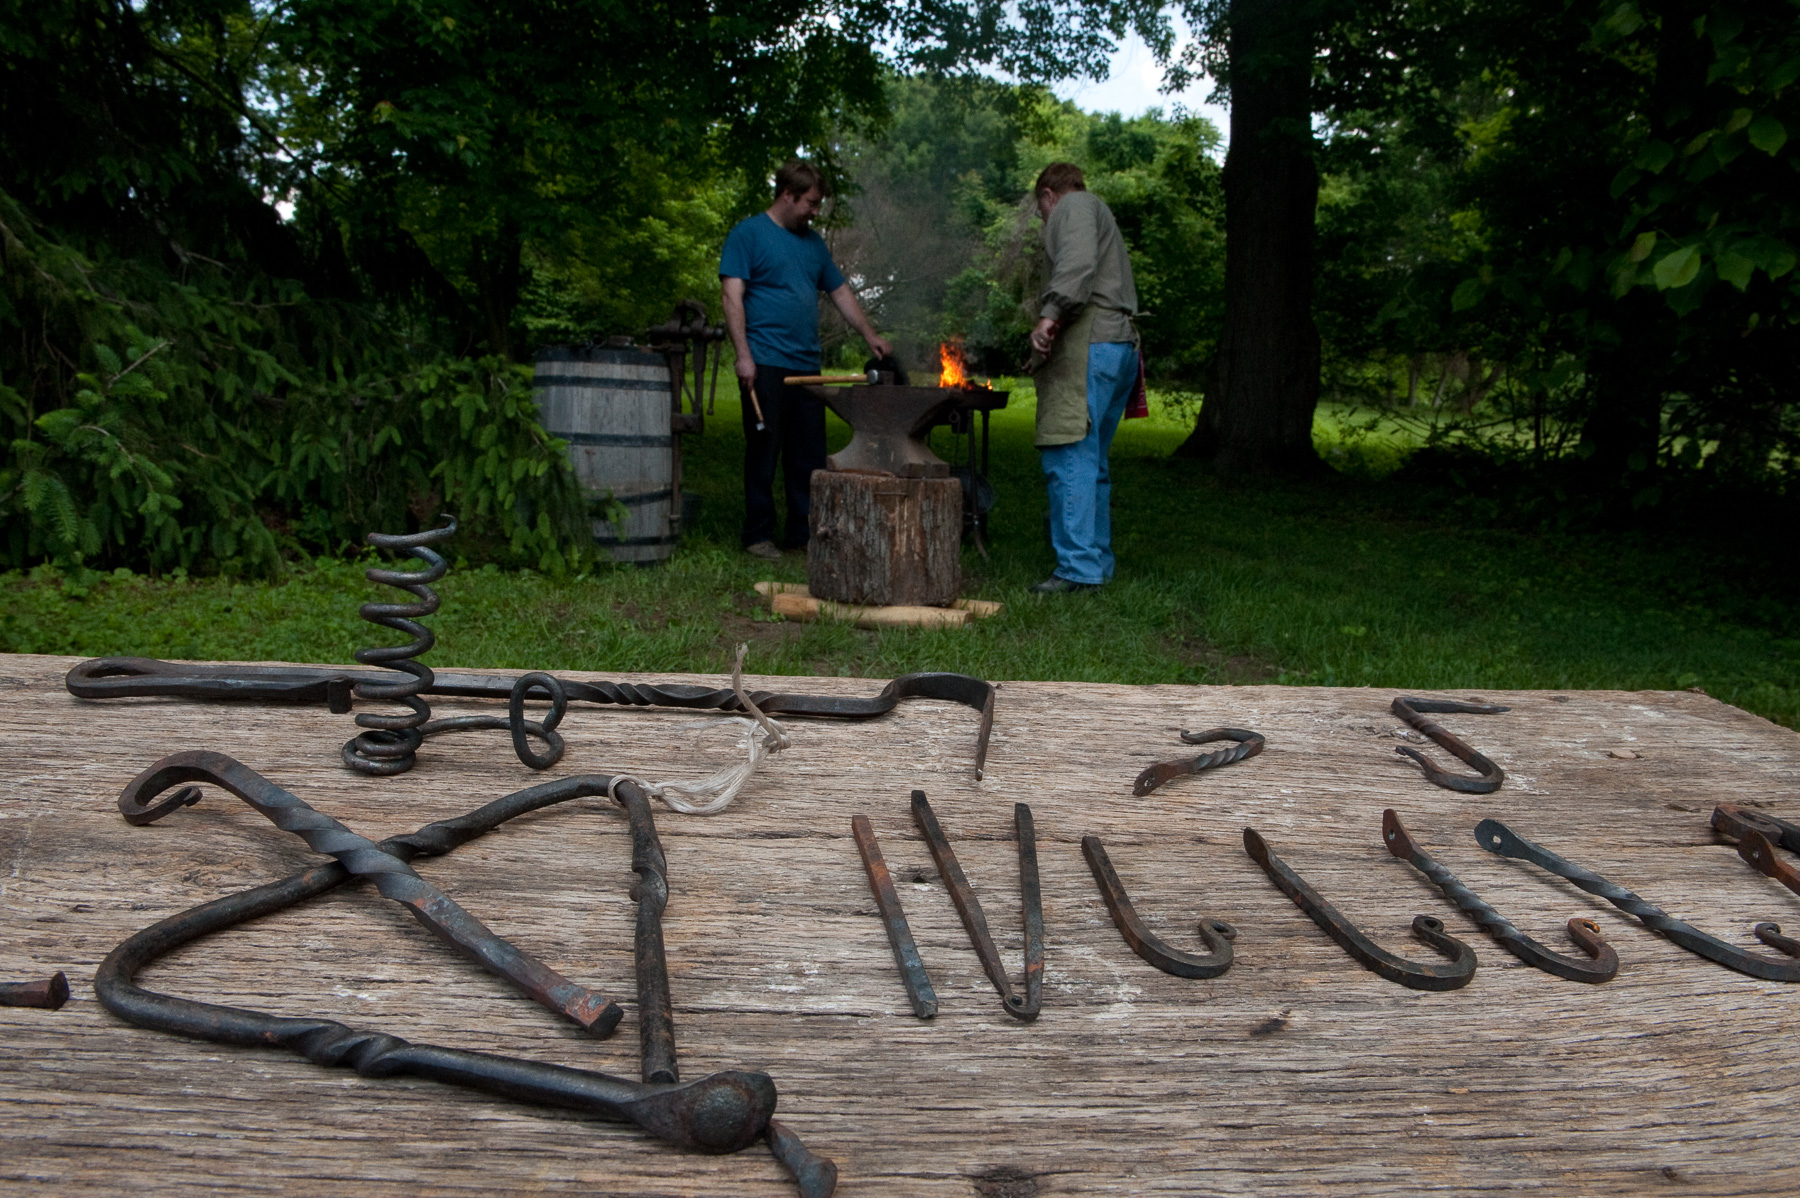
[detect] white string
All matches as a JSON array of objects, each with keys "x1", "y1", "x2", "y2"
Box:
[{"x1": 608, "y1": 644, "x2": 789, "y2": 816}]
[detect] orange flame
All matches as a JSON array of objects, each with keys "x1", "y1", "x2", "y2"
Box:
[{"x1": 938, "y1": 339, "x2": 968, "y2": 388}]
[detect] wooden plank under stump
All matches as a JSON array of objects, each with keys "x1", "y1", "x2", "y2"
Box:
[
  {"x1": 808, "y1": 470, "x2": 961, "y2": 607},
  {"x1": 5, "y1": 653, "x2": 1800, "y2": 1195}
]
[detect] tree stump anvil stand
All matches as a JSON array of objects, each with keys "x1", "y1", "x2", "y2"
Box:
[{"x1": 806, "y1": 385, "x2": 965, "y2": 607}]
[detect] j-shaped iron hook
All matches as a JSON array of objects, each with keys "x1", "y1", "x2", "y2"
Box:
[
  {"x1": 1383, "y1": 809, "x2": 1617, "y2": 982},
  {"x1": 1083, "y1": 836, "x2": 1235, "y2": 978},
  {"x1": 1476, "y1": 818, "x2": 1800, "y2": 982},
  {"x1": 1244, "y1": 827, "x2": 1476, "y2": 991}
]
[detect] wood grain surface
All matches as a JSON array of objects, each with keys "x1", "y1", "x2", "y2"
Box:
[{"x1": 3, "y1": 652, "x2": 1799, "y2": 1196}]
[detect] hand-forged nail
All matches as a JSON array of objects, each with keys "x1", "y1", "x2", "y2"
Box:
[
  {"x1": 1382, "y1": 809, "x2": 1617, "y2": 983},
  {"x1": 851, "y1": 815, "x2": 937, "y2": 1018},
  {"x1": 1133, "y1": 727, "x2": 1264, "y2": 796},
  {"x1": 1391, "y1": 696, "x2": 1508, "y2": 794},
  {"x1": 1083, "y1": 835, "x2": 1235, "y2": 978},
  {"x1": 768, "y1": 1118, "x2": 840, "y2": 1198},
  {"x1": 1244, "y1": 826, "x2": 1477, "y2": 991},
  {"x1": 911, "y1": 790, "x2": 1042, "y2": 1020},
  {"x1": 1475, "y1": 818, "x2": 1800, "y2": 982},
  {"x1": 0, "y1": 972, "x2": 70, "y2": 1010}
]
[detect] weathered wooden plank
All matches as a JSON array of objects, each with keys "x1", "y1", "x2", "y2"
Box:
[{"x1": 3, "y1": 654, "x2": 1800, "y2": 1195}]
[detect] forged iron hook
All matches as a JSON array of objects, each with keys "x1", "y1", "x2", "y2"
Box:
[
  {"x1": 1132, "y1": 727, "x2": 1265, "y2": 797},
  {"x1": 91, "y1": 787, "x2": 835, "y2": 1189},
  {"x1": 0, "y1": 972, "x2": 70, "y2": 1010},
  {"x1": 1390, "y1": 696, "x2": 1508, "y2": 794},
  {"x1": 1382, "y1": 809, "x2": 1617, "y2": 983},
  {"x1": 1082, "y1": 836, "x2": 1235, "y2": 978},
  {"x1": 1475, "y1": 818, "x2": 1800, "y2": 982},
  {"x1": 850, "y1": 815, "x2": 938, "y2": 1018},
  {"x1": 117, "y1": 750, "x2": 623, "y2": 1034},
  {"x1": 1244, "y1": 827, "x2": 1477, "y2": 991},
  {"x1": 911, "y1": 791, "x2": 1043, "y2": 1020}
]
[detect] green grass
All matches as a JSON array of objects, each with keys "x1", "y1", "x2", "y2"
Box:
[{"x1": 4, "y1": 385, "x2": 1795, "y2": 729}]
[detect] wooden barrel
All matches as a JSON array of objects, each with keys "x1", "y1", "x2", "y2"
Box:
[{"x1": 533, "y1": 345, "x2": 676, "y2": 563}]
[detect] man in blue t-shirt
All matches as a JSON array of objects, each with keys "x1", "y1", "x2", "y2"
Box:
[{"x1": 720, "y1": 159, "x2": 892, "y2": 558}]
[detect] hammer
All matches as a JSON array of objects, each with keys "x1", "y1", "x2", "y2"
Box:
[{"x1": 782, "y1": 369, "x2": 894, "y2": 386}]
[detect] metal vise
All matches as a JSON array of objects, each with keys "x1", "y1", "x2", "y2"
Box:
[{"x1": 810, "y1": 385, "x2": 964, "y2": 478}]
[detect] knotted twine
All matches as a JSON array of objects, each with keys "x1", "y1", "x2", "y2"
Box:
[{"x1": 607, "y1": 644, "x2": 791, "y2": 815}]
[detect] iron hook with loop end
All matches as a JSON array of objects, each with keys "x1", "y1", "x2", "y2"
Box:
[
  {"x1": 1382, "y1": 809, "x2": 1617, "y2": 982},
  {"x1": 1132, "y1": 728, "x2": 1265, "y2": 796},
  {"x1": 1082, "y1": 836, "x2": 1235, "y2": 978},
  {"x1": 1474, "y1": 818, "x2": 1800, "y2": 982},
  {"x1": 1244, "y1": 827, "x2": 1477, "y2": 991},
  {"x1": 1390, "y1": 696, "x2": 1508, "y2": 794}
]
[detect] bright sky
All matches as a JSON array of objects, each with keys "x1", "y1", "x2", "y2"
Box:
[{"x1": 1053, "y1": 32, "x2": 1230, "y2": 146}]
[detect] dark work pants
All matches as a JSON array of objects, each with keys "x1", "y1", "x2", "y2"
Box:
[{"x1": 741, "y1": 363, "x2": 828, "y2": 549}]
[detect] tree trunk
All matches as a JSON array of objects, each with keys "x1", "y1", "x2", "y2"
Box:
[
  {"x1": 807, "y1": 471, "x2": 961, "y2": 607},
  {"x1": 1578, "y1": 290, "x2": 1668, "y2": 489},
  {"x1": 1176, "y1": 0, "x2": 1322, "y2": 474},
  {"x1": 472, "y1": 219, "x2": 523, "y2": 360}
]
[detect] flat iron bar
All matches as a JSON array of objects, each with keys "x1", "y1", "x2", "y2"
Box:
[{"x1": 850, "y1": 814, "x2": 938, "y2": 1018}]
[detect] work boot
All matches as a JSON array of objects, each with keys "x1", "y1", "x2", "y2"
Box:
[
  {"x1": 744, "y1": 541, "x2": 783, "y2": 561},
  {"x1": 1030, "y1": 575, "x2": 1098, "y2": 595}
]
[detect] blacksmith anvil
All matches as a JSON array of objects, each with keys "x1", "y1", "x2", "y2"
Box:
[{"x1": 809, "y1": 385, "x2": 964, "y2": 478}]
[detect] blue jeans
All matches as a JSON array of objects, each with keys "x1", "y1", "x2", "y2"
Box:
[{"x1": 1040, "y1": 342, "x2": 1137, "y2": 585}]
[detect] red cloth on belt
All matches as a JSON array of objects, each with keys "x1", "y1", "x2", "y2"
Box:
[{"x1": 1124, "y1": 347, "x2": 1149, "y2": 419}]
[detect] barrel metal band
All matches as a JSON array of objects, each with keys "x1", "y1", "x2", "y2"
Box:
[
  {"x1": 564, "y1": 432, "x2": 675, "y2": 447},
  {"x1": 534, "y1": 374, "x2": 670, "y2": 391}
]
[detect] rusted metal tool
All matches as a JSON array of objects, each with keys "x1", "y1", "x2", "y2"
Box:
[
  {"x1": 94, "y1": 772, "x2": 838, "y2": 1192},
  {"x1": 911, "y1": 790, "x2": 1043, "y2": 1020},
  {"x1": 1244, "y1": 827, "x2": 1477, "y2": 991},
  {"x1": 1390, "y1": 696, "x2": 1508, "y2": 793},
  {"x1": 1713, "y1": 803, "x2": 1800, "y2": 901},
  {"x1": 1082, "y1": 836, "x2": 1236, "y2": 978},
  {"x1": 1382, "y1": 810, "x2": 1618, "y2": 983},
  {"x1": 1475, "y1": 818, "x2": 1800, "y2": 982},
  {"x1": 68, "y1": 661, "x2": 996, "y2": 779},
  {"x1": 0, "y1": 972, "x2": 69, "y2": 1009},
  {"x1": 616, "y1": 778, "x2": 677, "y2": 1082},
  {"x1": 117, "y1": 750, "x2": 623, "y2": 1034},
  {"x1": 851, "y1": 814, "x2": 938, "y2": 1018},
  {"x1": 1132, "y1": 727, "x2": 1265, "y2": 796},
  {"x1": 1706, "y1": 805, "x2": 1800, "y2": 953}
]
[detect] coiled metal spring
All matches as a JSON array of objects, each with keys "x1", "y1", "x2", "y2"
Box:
[{"x1": 342, "y1": 519, "x2": 457, "y2": 776}]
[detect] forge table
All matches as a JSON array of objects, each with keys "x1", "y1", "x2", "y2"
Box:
[{"x1": 3, "y1": 653, "x2": 1798, "y2": 1195}]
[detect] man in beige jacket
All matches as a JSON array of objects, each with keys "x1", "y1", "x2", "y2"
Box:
[{"x1": 1028, "y1": 162, "x2": 1141, "y2": 594}]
